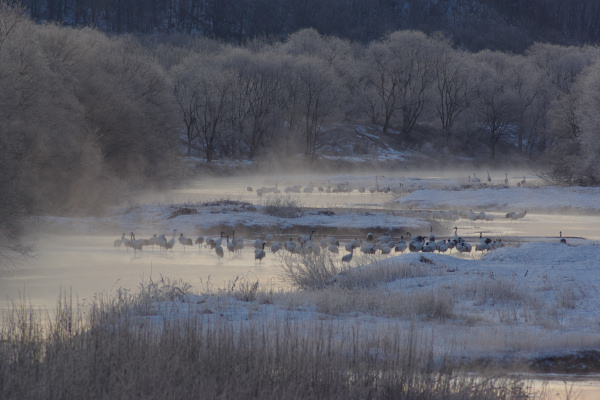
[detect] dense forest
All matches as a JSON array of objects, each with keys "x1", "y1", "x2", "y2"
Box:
[
  {"x1": 15, "y1": 0, "x2": 600, "y2": 53},
  {"x1": 2, "y1": 1, "x2": 600, "y2": 261}
]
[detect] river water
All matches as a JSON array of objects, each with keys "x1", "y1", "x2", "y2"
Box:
[{"x1": 1, "y1": 172, "x2": 599, "y2": 398}]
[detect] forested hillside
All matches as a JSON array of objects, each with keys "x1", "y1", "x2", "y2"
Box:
[{"x1": 17, "y1": 0, "x2": 600, "y2": 53}]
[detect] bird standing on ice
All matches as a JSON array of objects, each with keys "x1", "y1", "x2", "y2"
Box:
[{"x1": 559, "y1": 231, "x2": 567, "y2": 244}]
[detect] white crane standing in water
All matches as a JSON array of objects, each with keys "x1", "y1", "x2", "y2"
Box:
[
  {"x1": 114, "y1": 233, "x2": 125, "y2": 249},
  {"x1": 166, "y1": 230, "x2": 177, "y2": 251},
  {"x1": 227, "y1": 236, "x2": 235, "y2": 255},
  {"x1": 129, "y1": 232, "x2": 144, "y2": 254},
  {"x1": 215, "y1": 244, "x2": 224, "y2": 259},
  {"x1": 255, "y1": 243, "x2": 266, "y2": 263},
  {"x1": 179, "y1": 233, "x2": 193, "y2": 251}
]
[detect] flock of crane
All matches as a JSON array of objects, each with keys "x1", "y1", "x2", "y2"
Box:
[
  {"x1": 112, "y1": 172, "x2": 538, "y2": 263},
  {"x1": 113, "y1": 225, "x2": 557, "y2": 264},
  {"x1": 247, "y1": 178, "x2": 404, "y2": 197},
  {"x1": 246, "y1": 172, "x2": 529, "y2": 198}
]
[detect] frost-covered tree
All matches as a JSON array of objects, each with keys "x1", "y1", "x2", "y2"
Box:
[
  {"x1": 173, "y1": 63, "x2": 200, "y2": 157},
  {"x1": 221, "y1": 48, "x2": 289, "y2": 160},
  {"x1": 190, "y1": 61, "x2": 233, "y2": 162},
  {"x1": 362, "y1": 31, "x2": 437, "y2": 138},
  {"x1": 285, "y1": 56, "x2": 343, "y2": 161},
  {"x1": 507, "y1": 54, "x2": 548, "y2": 155},
  {"x1": 432, "y1": 44, "x2": 479, "y2": 140},
  {"x1": 540, "y1": 58, "x2": 600, "y2": 185},
  {"x1": 471, "y1": 51, "x2": 518, "y2": 159},
  {"x1": 0, "y1": 1, "x2": 33, "y2": 265}
]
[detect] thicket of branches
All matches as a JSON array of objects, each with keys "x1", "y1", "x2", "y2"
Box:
[
  {"x1": 16, "y1": 0, "x2": 600, "y2": 53},
  {"x1": 163, "y1": 28, "x2": 600, "y2": 186},
  {"x1": 0, "y1": 3, "x2": 182, "y2": 262}
]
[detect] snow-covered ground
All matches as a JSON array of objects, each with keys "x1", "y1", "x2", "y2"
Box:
[
  {"x1": 20, "y1": 173, "x2": 600, "y2": 384},
  {"x1": 139, "y1": 242, "x2": 600, "y2": 370}
]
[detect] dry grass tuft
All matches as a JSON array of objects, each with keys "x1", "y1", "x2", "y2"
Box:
[
  {"x1": 276, "y1": 252, "x2": 349, "y2": 290},
  {"x1": 262, "y1": 195, "x2": 303, "y2": 218}
]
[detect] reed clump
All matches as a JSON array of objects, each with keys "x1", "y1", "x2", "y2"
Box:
[{"x1": 262, "y1": 195, "x2": 303, "y2": 218}]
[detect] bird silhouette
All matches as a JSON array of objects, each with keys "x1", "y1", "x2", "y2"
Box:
[
  {"x1": 114, "y1": 233, "x2": 125, "y2": 250},
  {"x1": 178, "y1": 233, "x2": 193, "y2": 251},
  {"x1": 342, "y1": 247, "x2": 354, "y2": 262},
  {"x1": 215, "y1": 244, "x2": 224, "y2": 258},
  {"x1": 255, "y1": 243, "x2": 266, "y2": 263}
]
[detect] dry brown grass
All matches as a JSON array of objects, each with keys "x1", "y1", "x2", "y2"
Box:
[
  {"x1": 262, "y1": 195, "x2": 303, "y2": 218},
  {"x1": 0, "y1": 280, "x2": 529, "y2": 400}
]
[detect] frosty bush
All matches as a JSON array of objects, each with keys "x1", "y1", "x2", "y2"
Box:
[
  {"x1": 277, "y1": 251, "x2": 348, "y2": 290},
  {"x1": 262, "y1": 195, "x2": 303, "y2": 218}
]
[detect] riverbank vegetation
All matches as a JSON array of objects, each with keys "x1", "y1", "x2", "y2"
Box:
[{"x1": 0, "y1": 276, "x2": 532, "y2": 400}]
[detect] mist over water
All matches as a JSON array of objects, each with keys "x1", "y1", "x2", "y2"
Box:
[
  {"x1": 3, "y1": 170, "x2": 600, "y2": 316},
  {"x1": 2, "y1": 171, "x2": 600, "y2": 398}
]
